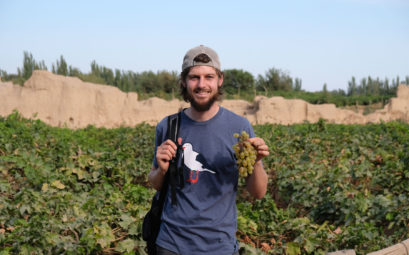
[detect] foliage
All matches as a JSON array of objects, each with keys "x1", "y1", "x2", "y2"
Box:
[
  {"x1": 52, "y1": 55, "x2": 69, "y2": 76},
  {"x1": 2, "y1": 52, "x2": 408, "y2": 107},
  {"x1": 1, "y1": 112, "x2": 409, "y2": 254},
  {"x1": 256, "y1": 68, "x2": 294, "y2": 92},
  {"x1": 347, "y1": 76, "x2": 404, "y2": 97},
  {"x1": 0, "y1": 51, "x2": 48, "y2": 85},
  {"x1": 240, "y1": 120, "x2": 409, "y2": 254},
  {"x1": 223, "y1": 69, "x2": 255, "y2": 96},
  {"x1": 0, "y1": 112, "x2": 155, "y2": 254},
  {"x1": 265, "y1": 90, "x2": 393, "y2": 108}
]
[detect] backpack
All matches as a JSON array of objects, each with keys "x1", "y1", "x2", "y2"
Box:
[{"x1": 142, "y1": 112, "x2": 183, "y2": 255}]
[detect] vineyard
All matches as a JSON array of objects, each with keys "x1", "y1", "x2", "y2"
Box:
[{"x1": 0, "y1": 112, "x2": 408, "y2": 254}]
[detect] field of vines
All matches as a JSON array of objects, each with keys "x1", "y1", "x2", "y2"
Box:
[{"x1": 1, "y1": 112, "x2": 408, "y2": 254}]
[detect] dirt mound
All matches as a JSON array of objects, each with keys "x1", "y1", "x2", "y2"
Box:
[
  {"x1": 1, "y1": 71, "x2": 408, "y2": 128},
  {"x1": 254, "y1": 96, "x2": 366, "y2": 125},
  {"x1": 365, "y1": 85, "x2": 409, "y2": 123}
]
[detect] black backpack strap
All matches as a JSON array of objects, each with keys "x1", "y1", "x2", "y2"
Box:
[
  {"x1": 166, "y1": 112, "x2": 181, "y2": 144},
  {"x1": 164, "y1": 111, "x2": 182, "y2": 206},
  {"x1": 143, "y1": 112, "x2": 182, "y2": 255}
]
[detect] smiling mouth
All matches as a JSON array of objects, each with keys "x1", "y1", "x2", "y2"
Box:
[{"x1": 194, "y1": 89, "x2": 211, "y2": 96}]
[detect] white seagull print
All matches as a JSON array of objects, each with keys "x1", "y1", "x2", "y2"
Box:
[{"x1": 183, "y1": 143, "x2": 215, "y2": 174}]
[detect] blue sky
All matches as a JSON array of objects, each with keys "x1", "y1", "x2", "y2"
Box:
[{"x1": 1, "y1": 0, "x2": 408, "y2": 92}]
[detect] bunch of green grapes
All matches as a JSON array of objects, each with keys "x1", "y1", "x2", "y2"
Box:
[{"x1": 233, "y1": 131, "x2": 257, "y2": 177}]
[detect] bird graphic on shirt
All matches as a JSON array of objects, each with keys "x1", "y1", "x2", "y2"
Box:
[{"x1": 182, "y1": 143, "x2": 215, "y2": 183}]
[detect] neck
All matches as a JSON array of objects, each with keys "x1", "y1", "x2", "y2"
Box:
[{"x1": 185, "y1": 103, "x2": 220, "y2": 122}]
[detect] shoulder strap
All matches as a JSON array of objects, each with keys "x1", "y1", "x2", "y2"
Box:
[
  {"x1": 166, "y1": 112, "x2": 181, "y2": 144},
  {"x1": 159, "y1": 111, "x2": 182, "y2": 206}
]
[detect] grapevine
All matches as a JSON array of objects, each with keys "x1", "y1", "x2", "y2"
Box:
[{"x1": 233, "y1": 131, "x2": 257, "y2": 177}]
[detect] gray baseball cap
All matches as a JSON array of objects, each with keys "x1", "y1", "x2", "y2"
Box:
[{"x1": 182, "y1": 45, "x2": 221, "y2": 72}]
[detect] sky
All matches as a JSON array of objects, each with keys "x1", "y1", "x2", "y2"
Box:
[{"x1": 1, "y1": 0, "x2": 408, "y2": 92}]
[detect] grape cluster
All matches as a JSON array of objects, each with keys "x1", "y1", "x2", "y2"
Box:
[{"x1": 233, "y1": 131, "x2": 257, "y2": 177}]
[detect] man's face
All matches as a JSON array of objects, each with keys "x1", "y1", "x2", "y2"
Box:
[{"x1": 184, "y1": 65, "x2": 223, "y2": 112}]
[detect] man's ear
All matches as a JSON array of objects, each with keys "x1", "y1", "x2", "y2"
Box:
[{"x1": 218, "y1": 74, "x2": 224, "y2": 87}]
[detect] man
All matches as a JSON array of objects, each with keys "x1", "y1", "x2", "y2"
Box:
[{"x1": 148, "y1": 45, "x2": 269, "y2": 255}]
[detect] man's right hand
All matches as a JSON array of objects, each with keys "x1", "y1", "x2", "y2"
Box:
[
  {"x1": 149, "y1": 138, "x2": 183, "y2": 191},
  {"x1": 156, "y1": 139, "x2": 178, "y2": 175}
]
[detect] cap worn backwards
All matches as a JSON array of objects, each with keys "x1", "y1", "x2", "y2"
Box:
[{"x1": 182, "y1": 45, "x2": 221, "y2": 72}]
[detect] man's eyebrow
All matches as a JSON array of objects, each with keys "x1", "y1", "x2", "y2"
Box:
[
  {"x1": 187, "y1": 72, "x2": 217, "y2": 77},
  {"x1": 188, "y1": 73, "x2": 216, "y2": 76}
]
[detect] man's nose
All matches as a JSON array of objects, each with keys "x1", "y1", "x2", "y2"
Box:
[{"x1": 197, "y1": 77, "x2": 205, "y2": 87}]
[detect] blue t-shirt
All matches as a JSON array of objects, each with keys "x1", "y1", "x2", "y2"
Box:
[{"x1": 152, "y1": 106, "x2": 255, "y2": 255}]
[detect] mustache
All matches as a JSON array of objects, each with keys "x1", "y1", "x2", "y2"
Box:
[{"x1": 193, "y1": 88, "x2": 211, "y2": 93}]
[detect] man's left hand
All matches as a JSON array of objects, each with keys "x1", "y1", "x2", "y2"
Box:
[{"x1": 248, "y1": 137, "x2": 269, "y2": 163}]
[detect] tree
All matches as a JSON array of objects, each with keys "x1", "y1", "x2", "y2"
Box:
[
  {"x1": 322, "y1": 83, "x2": 328, "y2": 93},
  {"x1": 347, "y1": 76, "x2": 357, "y2": 96},
  {"x1": 294, "y1": 78, "x2": 302, "y2": 91},
  {"x1": 157, "y1": 71, "x2": 178, "y2": 96},
  {"x1": 0, "y1": 69, "x2": 8, "y2": 80},
  {"x1": 392, "y1": 76, "x2": 400, "y2": 89},
  {"x1": 256, "y1": 74, "x2": 268, "y2": 95},
  {"x1": 90, "y1": 60, "x2": 101, "y2": 77},
  {"x1": 69, "y1": 66, "x2": 82, "y2": 77},
  {"x1": 322, "y1": 83, "x2": 329, "y2": 103},
  {"x1": 84, "y1": 61, "x2": 116, "y2": 86},
  {"x1": 360, "y1": 78, "x2": 367, "y2": 96},
  {"x1": 19, "y1": 51, "x2": 47, "y2": 80},
  {"x1": 52, "y1": 55, "x2": 68, "y2": 76},
  {"x1": 138, "y1": 71, "x2": 158, "y2": 93},
  {"x1": 223, "y1": 69, "x2": 255, "y2": 96},
  {"x1": 373, "y1": 77, "x2": 380, "y2": 96},
  {"x1": 101, "y1": 67, "x2": 114, "y2": 85},
  {"x1": 384, "y1": 78, "x2": 390, "y2": 95},
  {"x1": 20, "y1": 52, "x2": 35, "y2": 80},
  {"x1": 256, "y1": 68, "x2": 293, "y2": 93},
  {"x1": 114, "y1": 69, "x2": 122, "y2": 88}
]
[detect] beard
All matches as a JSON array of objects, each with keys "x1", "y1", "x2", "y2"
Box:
[{"x1": 186, "y1": 87, "x2": 220, "y2": 112}]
